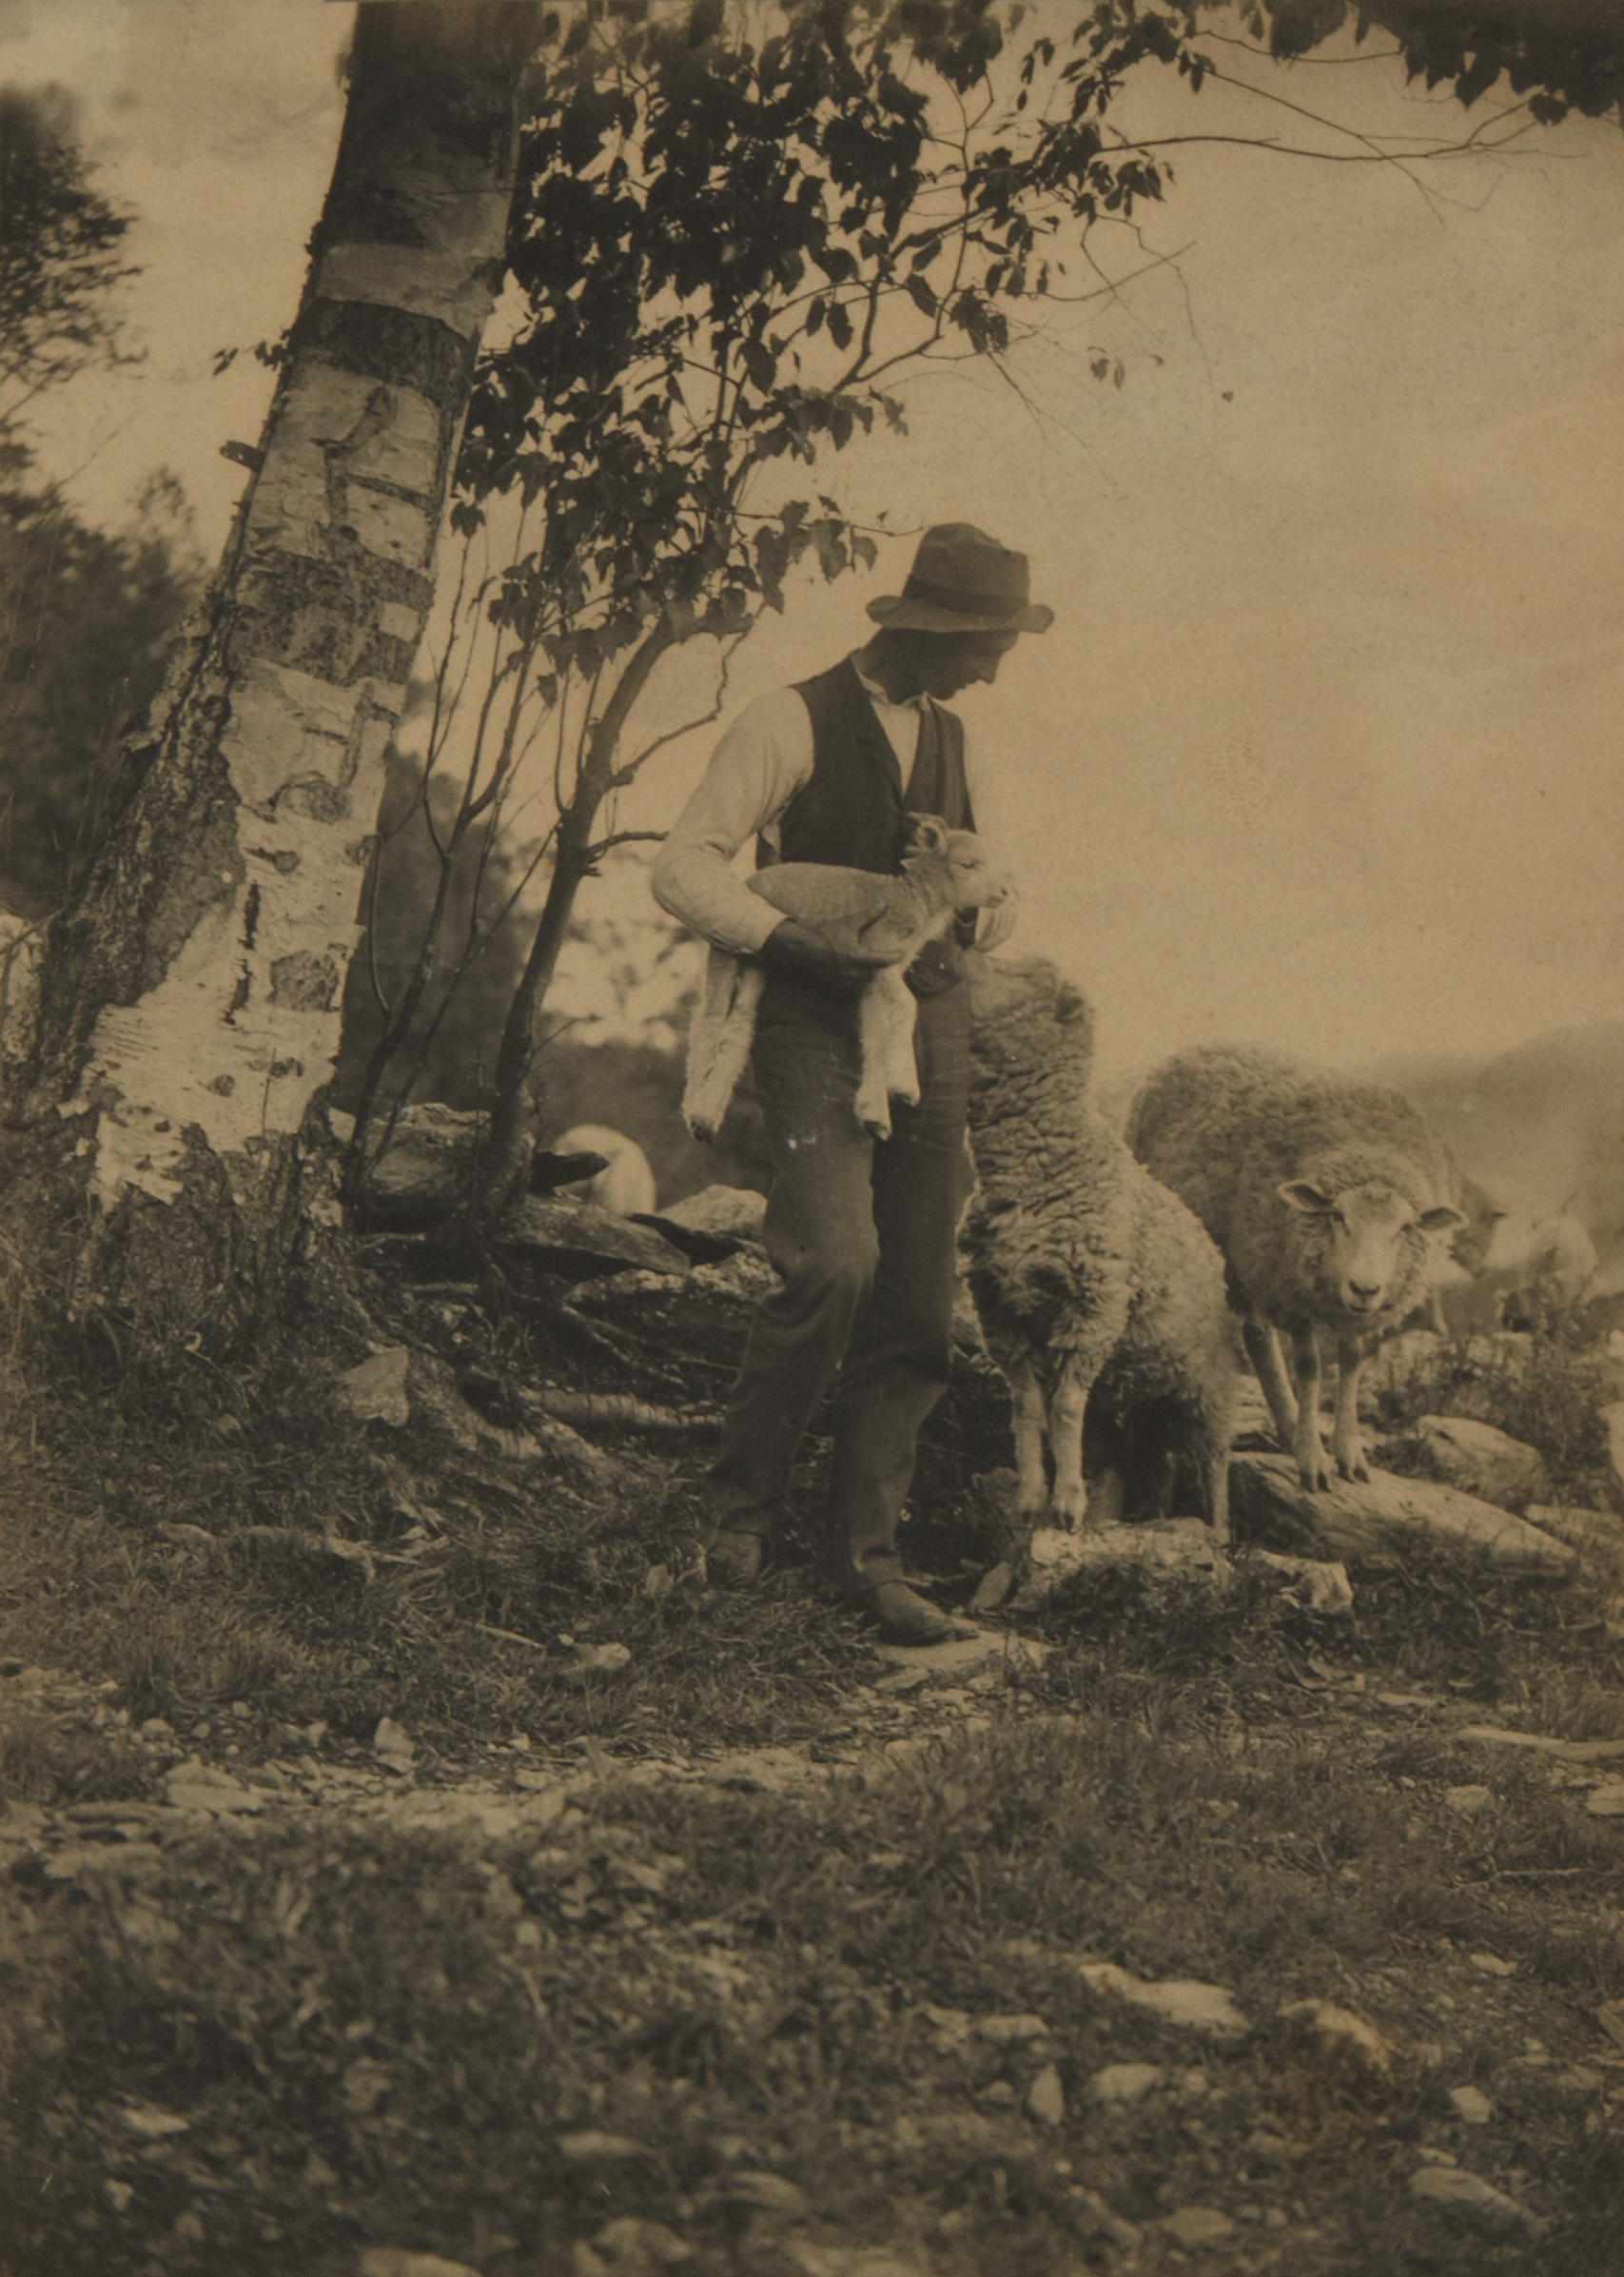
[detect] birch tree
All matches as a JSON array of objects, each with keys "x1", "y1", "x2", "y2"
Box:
[{"x1": 0, "y1": 0, "x2": 543, "y2": 1356}]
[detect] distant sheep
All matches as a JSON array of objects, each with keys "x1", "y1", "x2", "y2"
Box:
[
  {"x1": 550, "y1": 1124, "x2": 657, "y2": 1216},
  {"x1": 1126, "y1": 1046, "x2": 1463, "y2": 1493},
  {"x1": 682, "y1": 815, "x2": 1008, "y2": 1145},
  {"x1": 964, "y1": 957, "x2": 1239, "y2": 1541},
  {"x1": 1422, "y1": 1157, "x2": 1506, "y2": 1334},
  {"x1": 1437, "y1": 1207, "x2": 1600, "y2": 1336}
]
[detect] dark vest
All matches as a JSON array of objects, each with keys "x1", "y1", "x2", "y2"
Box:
[{"x1": 766, "y1": 658, "x2": 978, "y2": 998}]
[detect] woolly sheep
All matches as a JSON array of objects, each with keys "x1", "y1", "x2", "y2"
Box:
[
  {"x1": 964, "y1": 956, "x2": 1240, "y2": 1541},
  {"x1": 681, "y1": 815, "x2": 1008, "y2": 1145},
  {"x1": 550, "y1": 1124, "x2": 657, "y2": 1216},
  {"x1": 1438, "y1": 1207, "x2": 1599, "y2": 1335},
  {"x1": 1421, "y1": 1156, "x2": 1506, "y2": 1335},
  {"x1": 1125, "y1": 1045, "x2": 1464, "y2": 1492}
]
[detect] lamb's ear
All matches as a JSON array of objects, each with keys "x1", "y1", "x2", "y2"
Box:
[
  {"x1": 907, "y1": 813, "x2": 949, "y2": 854},
  {"x1": 1279, "y1": 1179, "x2": 1336, "y2": 1217},
  {"x1": 1419, "y1": 1204, "x2": 1467, "y2": 1234}
]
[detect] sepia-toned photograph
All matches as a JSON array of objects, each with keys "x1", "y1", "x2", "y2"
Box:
[{"x1": 2, "y1": 3, "x2": 1622, "y2": 2271}]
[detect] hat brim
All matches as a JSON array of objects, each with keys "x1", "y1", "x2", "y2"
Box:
[{"x1": 866, "y1": 594, "x2": 1053, "y2": 636}]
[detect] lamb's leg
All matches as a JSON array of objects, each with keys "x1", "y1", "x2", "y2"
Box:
[
  {"x1": 1331, "y1": 1331, "x2": 1371, "y2": 1482},
  {"x1": 1288, "y1": 1326, "x2": 1333, "y2": 1493},
  {"x1": 1242, "y1": 1315, "x2": 1299, "y2": 1451},
  {"x1": 1047, "y1": 1352, "x2": 1096, "y2": 1529},
  {"x1": 1008, "y1": 1353, "x2": 1048, "y2": 1519},
  {"x1": 854, "y1": 972, "x2": 916, "y2": 1138}
]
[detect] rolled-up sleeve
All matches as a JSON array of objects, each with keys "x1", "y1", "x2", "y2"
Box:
[{"x1": 651, "y1": 687, "x2": 814, "y2": 955}]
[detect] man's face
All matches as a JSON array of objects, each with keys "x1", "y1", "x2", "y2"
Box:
[{"x1": 910, "y1": 629, "x2": 1020, "y2": 700}]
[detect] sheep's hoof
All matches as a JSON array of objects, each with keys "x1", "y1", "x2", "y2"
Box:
[
  {"x1": 860, "y1": 1114, "x2": 892, "y2": 1141},
  {"x1": 1337, "y1": 1454, "x2": 1371, "y2": 1484}
]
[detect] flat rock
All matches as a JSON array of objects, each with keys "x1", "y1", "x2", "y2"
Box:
[
  {"x1": 501, "y1": 1198, "x2": 691, "y2": 1282},
  {"x1": 1457, "y1": 1723, "x2": 1624, "y2": 1765},
  {"x1": 1228, "y1": 1455, "x2": 1578, "y2": 1577},
  {"x1": 871, "y1": 1631, "x2": 1047, "y2": 1678},
  {"x1": 1585, "y1": 1781, "x2": 1624, "y2": 1817},
  {"x1": 636, "y1": 1185, "x2": 768, "y2": 1263},
  {"x1": 335, "y1": 1347, "x2": 411, "y2": 1427},
  {"x1": 359, "y1": 2254, "x2": 482, "y2": 2277},
  {"x1": 1160, "y1": 2208, "x2": 1235, "y2": 2249},
  {"x1": 975, "y1": 2012, "x2": 1050, "y2": 2044},
  {"x1": 1413, "y1": 1416, "x2": 1551, "y2": 1511},
  {"x1": 162, "y1": 1759, "x2": 268, "y2": 1815},
  {"x1": 1449, "y1": 2086, "x2": 1494, "y2": 2125},
  {"x1": 1011, "y1": 1519, "x2": 1230, "y2": 1611},
  {"x1": 1444, "y1": 1784, "x2": 1495, "y2": 1816},
  {"x1": 1247, "y1": 1551, "x2": 1355, "y2": 1615},
  {"x1": 1409, "y1": 2167, "x2": 1538, "y2": 2230},
  {"x1": 1026, "y1": 2064, "x2": 1066, "y2": 2126},
  {"x1": 1077, "y1": 1962, "x2": 1248, "y2": 2038},
  {"x1": 1090, "y1": 2062, "x2": 1166, "y2": 2104}
]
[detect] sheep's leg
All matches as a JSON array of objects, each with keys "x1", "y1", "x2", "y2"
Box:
[
  {"x1": 1242, "y1": 1315, "x2": 1299, "y2": 1451},
  {"x1": 1008, "y1": 1353, "x2": 1049, "y2": 1519},
  {"x1": 1047, "y1": 1353, "x2": 1095, "y2": 1529},
  {"x1": 1331, "y1": 1332, "x2": 1371, "y2": 1482},
  {"x1": 854, "y1": 972, "x2": 916, "y2": 1137},
  {"x1": 1288, "y1": 1327, "x2": 1333, "y2": 1493}
]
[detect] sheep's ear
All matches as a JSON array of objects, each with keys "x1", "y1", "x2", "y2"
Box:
[
  {"x1": 1419, "y1": 1204, "x2": 1467, "y2": 1235},
  {"x1": 1279, "y1": 1179, "x2": 1336, "y2": 1217},
  {"x1": 907, "y1": 813, "x2": 949, "y2": 853}
]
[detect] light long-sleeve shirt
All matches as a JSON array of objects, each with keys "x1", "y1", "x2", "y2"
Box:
[{"x1": 651, "y1": 655, "x2": 1013, "y2": 954}]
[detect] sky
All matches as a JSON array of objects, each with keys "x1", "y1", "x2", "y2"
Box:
[{"x1": 7, "y1": 0, "x2": 1623, "y2": 1082}]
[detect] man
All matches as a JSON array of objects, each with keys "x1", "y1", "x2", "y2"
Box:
[{"x1": 652, "y1": 522, "x2": 1051, "y2": 1643}]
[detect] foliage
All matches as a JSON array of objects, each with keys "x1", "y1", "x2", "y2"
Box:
[
  {"x1": 0, "y1": 468, "x2": 202, "y2": 916},
  {"x1": 0, "y1": 84, "x2": 139, "y2": 447}
]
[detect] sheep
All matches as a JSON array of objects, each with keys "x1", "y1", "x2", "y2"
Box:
[
  {"x1": 1438, "y1": 1206, "x2": 1600, "y2": 1335},
  {"x1": 1125, "y1": 1045, "x2": 1464, "y2": 1493},
  {"x1": 1421, "y1": 1157, "x2": 1506, "y2": 1334},
  {"x1": 963, "y1": 955, "x2": 1240, "y2": 1542},
  {"x1": 681, "y1": 814, "x2": 1008, "y2": 1145},
  {"x1": 550, "y1": 1123, "x2": 657, "y2": 1216}
]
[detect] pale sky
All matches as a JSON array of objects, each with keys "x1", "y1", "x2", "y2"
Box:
[{"x1": 9, "y1": 0, "x2": 1623, "y2": 1079}]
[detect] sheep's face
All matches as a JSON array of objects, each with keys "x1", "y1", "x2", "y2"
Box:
[
  {"x1": 902, "y1": 817, "x2": 1011, "y2": 910},
  {"x1": 1280, "y1": 1177, "x2": 1465, "y2": 1324},
  {"x1": 967, "y1": 954, "x2": 1095, "y2": 1070}
]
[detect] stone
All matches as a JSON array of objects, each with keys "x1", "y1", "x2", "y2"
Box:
[
  {"x1": 1277, "y1": 1999, "x2": 1393, "y2": 2083},
  {"x1": 1247, "y1": 1551, "x2": 1355, "y2": 1615},
  {"x1": 1090, "y1": 2063, "x2": 1165, "y2": 2104},
  {"x1": 1077, "y1": 1962, "x2": 1249, "y2": 2038},
  {"x1": 659, "y1": 1183, "x2": 767, "y2": 1241},
  {"x1": 359, "y1": 2257, "x2": 482, "y2": 2277},
  {"x1": 162, "y1": 1759, "x2": 268, "y2": 1815},
  {"x1": 1444, "y1": 1785, "x2": 1495, "y2": 1816},
  {"x1": 557, "y1": 2132, "x2": 655, "y2": 2167},
  {"x1": 335, "y1": 1347, "x2": 411, "y2": 1428},
  {"x1": 1468, "y1": 1953, "x2": 1517, "y2": 1978},
  {"x1": 588, "y1": 2217, "x2": 695, "y2": 2270},
  {"x1": 1228, "y1": 1455, "x2": 1576, "y2": 1577},
  {"x1": 119, "y1": 2102, "x2": 190, "y2": 2139},
  {"x1": 1449, "y1": 2086, "x2": 1494, "y2": 2125},
  {"x1": 1012, "y1": 1519, "x2": 1231, "y2": 1611},
  {"x1": 372, "y1": 1718, "x2": 416, "y2": 1775},
  {"x1": 1161, "y1": 2207, "x2": 1235, "y2": 2249},
  {"x1": 976, "y1": 2012, "x2": 1050, "y2": 2045},
  {"x1": 1411, "y1": 1417, "x2": 1551, "y2": 1511},
  {"x1": 1524, "y1": 1504, "x2": 1624, "y2": 1568},
  {"x1": 1586, "y1": 1781, "x2": 1624, "y2": 1817},
  {"x1": 1409, "y1": 2167, "x2": 1538, "y2": 2230},
  {"x1": 502, "y1": 1197, "x2": 691, "y2": 1283},
  {"x1": 1457, "y1": 1723, "x2": 1624, "y2": 1765},
  {"x1": 1026, "y1": 2065, "x2": 1066, "y2": 2126}
]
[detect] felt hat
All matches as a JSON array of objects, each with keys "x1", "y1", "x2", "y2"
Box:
[{"x1": 866, "y1": 521, "x2": 1054, "y2": 636}]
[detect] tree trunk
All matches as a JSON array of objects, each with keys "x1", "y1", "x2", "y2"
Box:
[{"x1": 0, "y1": 2, "x2": 542, "y2": 1356}]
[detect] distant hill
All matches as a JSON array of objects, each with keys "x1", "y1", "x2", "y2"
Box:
[{"x1": 1364, "y1": 1022, "x2": 1624, "y2": 1257}]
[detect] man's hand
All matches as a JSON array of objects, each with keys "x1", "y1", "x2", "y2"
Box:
[
  {"x1": 758, "y1": 919, "x2": 894, "y2": 998},
  {"x1": 976, "y1": 882, "x2": 1020, "y2": 952}
]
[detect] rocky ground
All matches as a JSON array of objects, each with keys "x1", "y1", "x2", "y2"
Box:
[{"x1": 5, "y1": 1165, "x2": 1624, "y2": 2277}]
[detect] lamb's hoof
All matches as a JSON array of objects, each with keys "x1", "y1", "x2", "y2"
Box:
[{"x1": 860, "y1": 1116, "x2": 892, "y2": 1142}]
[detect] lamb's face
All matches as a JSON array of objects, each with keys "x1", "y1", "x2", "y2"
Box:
[{"x1": 1280, "y1": 1177, "x2": 1465, "y2": 1325}]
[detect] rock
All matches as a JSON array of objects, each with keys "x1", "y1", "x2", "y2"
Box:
[
  {"x1": 1449, "y1": 2086, "x2": 1494, "y2": 2125},
  {"x1": 557, "y1": 2131, "x2": 655, "y2": 2166},
  {"x1": 1411, "y1": 1417, "x2": 1552, "y2": 1511},
  {"x1": 1012, "y1": 1519, "x2": 1230, "y2": 1610},
  {"x1": 1444, "y1": 1784, "x2": 1495, "y2": 1816},
  {"x1": 1076, "y1": 1962, "x2": 1249, "y2": 2038},
  {"x1": 1457, "y1": 1722, "x2": 1624, "y2": 1765},
  {"x1": 1585, "y1": 1781, "x2": 1624, "y2": 1817},
  {"x1": 501, "y1": 1198, "x2": 691, "y2": 1283},
  {"x1": 1409, "y1": 2167, "x2": 1538, "y2": 2230},
  {"x1": 976, "y1": 2012, "x2": 1050, "y2": 2045},
  {"x1": 659, "y1": 1183, "x2": 768, "y2": 1241},
  {"x1": 1160, "y1": 2207, "x2": 1235, "y2": 2249},
  {"x1": 1026, "y1": 2065, "x2": 1066, "y2": 2126},
  {"x1": 359, "y1": 2256, "x2": 482, "y2": 2277},
  {"x1": 335, "y1": 1348, "x2": 411, "y2": 1428},
  {"x1": 1228, "y1": 1454, "x2": 1578, "y2": 1577},
  {"x1": 1277, "y1": 1999, "x2": 1393, "y2": 2083},
  {"x1": 372, "y1": 1717, "x2": 416, "y2": 1775},
  {"x1": 119, "y1": 2102, "x2": 190, "y2": 2139},
  {"x1": 1468, "y1": 1953, "x2": 1517, "y2": 1978},
  {"x1": 1090, "y1": 2063, "x2": 1165, "y2": 2104},
  {"x1": 712, "y1": 2170, "x2": 809, "y2": 2218},
  {"x1": 162, "y1": 1759, "x2": 268, "y2": 1815},
  {"x1": 1247, "y1": 1551, "x2": 1355, "y2": 1616},
  {"x1": 587, "y1": 2217, "x2": 695, "y2": 2271},
  {"x1": 1525, "y1": 1503, "x2": 1624, "y2": 1564}
]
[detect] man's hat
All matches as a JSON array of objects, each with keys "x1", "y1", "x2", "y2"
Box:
[{"x1": 866, "y1": 521, "x2": 1054, "y2": 636}]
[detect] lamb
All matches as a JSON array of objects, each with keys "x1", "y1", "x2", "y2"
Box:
[
  {"x1": 550, "y1": 1124, "x2": 658, "y2": 1216},
  {"x1": 1125, "y1": 1045, "x2": 1464, "y2": 1493},
  {"x1": 963, "y1": 955, "x2": 1239, "y2": 1542},
  {"x1": 682, "y1": 815, "x2": 1008, "y2": 1145}
]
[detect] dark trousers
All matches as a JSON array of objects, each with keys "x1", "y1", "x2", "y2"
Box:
[{"x1": 710, "y1": 978, "x2": 973, "y2": 1592}]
